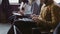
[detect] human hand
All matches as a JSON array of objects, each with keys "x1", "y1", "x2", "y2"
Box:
[
  {"x1": 31, "y1": 14, "x2": 39, "y2": 22},
  {"x1": 18, "y1": 10, "x2": 25, "y2": 16},
  {"x1": 30, "y1": 14, "x2": 38, "y2": 18}
]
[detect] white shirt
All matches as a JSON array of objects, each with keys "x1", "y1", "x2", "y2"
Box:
[
  {"x1": 19, "y1": 2, "x2": 31, "y2": 15},
  {"x1": 24, "y1": 4, "x2": 31, "y2": 14}
]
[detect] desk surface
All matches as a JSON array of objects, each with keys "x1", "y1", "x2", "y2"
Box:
[
  {"x1": 18, "y1": 18, "x2": 33, "y2": 21},
  {"x1": 14, "y1": 18, "x2": 35, "y2": 23}
]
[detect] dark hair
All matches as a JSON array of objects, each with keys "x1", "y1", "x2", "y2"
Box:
[
  {"x1": 22, "y1": 7, "x2": 25, "y2": 10},
  {"x1": 44, "y1": 0, "x2": 47, "y2": 4},
  {"x1": 19, "y1": 0, "x2": 28, "y2": 4},
  {"x1": 22, "y1": 0, "x2": 28, "y2": 4},
  {"x1": 44, "y1": 0, "x2": 54, "y2": 6}
]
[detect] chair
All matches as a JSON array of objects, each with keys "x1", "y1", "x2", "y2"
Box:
[{"x1": 7, "y1": 24, "x2": 22, "y2": 34}]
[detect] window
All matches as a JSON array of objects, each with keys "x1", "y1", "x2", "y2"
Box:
[
  {"x1": 54, "y1": 0, "x2": 60, "y2": 3},
  {"x1": 0, "y1": 0, "x2": 2, "y2": 4},
  {"x1": 9, "y1": 0, "x2": 19, "y2": 5}
]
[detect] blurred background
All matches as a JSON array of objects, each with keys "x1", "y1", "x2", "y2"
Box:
[{"x1": 0, "y1": 0, "x2": 60, "y2": 34}]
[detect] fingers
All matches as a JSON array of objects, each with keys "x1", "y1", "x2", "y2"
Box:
[
  {"x1": 30, "y1": 14, "x2": 38, "y2": 18},
  {"x1": 32, "y1": 17, "x2": 39, "y2": 22},
  {"x1": 18, "y1": 10, "x2": 25, "y2": 15}
]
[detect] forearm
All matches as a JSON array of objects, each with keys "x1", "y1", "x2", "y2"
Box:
[{"x1": 37, "y1": 18, "x2": 58, "y2": 28}]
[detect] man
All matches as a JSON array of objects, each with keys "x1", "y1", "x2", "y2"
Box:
[
  {"x1": 32, "y1": 0, "x2": 60, "y2": 33},
  {"x1": 18, "y1": 0, "x2": 44, "y2": 19}
]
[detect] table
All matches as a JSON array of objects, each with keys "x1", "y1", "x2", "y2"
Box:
[
  {"x1": 9, "y1": 13, "x2": 39, "y2": 34},
  {"x1": 13, "y1": 16, "x2": 36, "y2": 34}
]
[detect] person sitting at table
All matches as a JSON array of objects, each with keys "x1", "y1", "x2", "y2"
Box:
[
  {"x1": 18, "y1": 0, "x2": 31, "y2": 17},
  {"x1": 31, "y1": 0, "x2": 60, "y2": 33},
  {"x1": 18, "y1": 0, "x2": 44, "y2": 18}
]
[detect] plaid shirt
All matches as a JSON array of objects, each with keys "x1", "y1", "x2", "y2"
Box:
[{"x1": 38, "y1": 3, "x2": 60, "y2": 30}]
